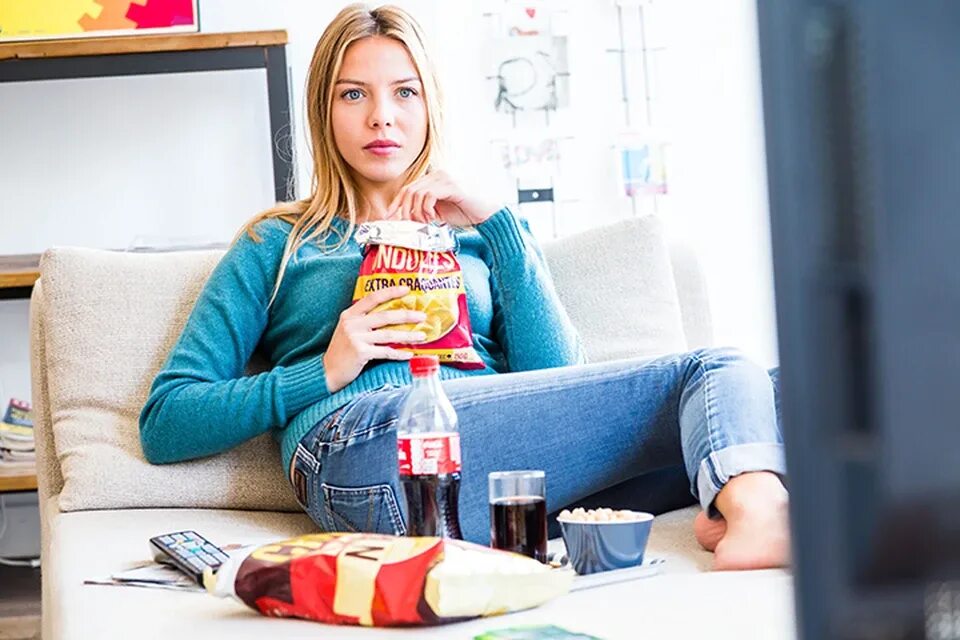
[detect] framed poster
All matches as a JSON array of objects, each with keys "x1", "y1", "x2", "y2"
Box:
[{"x1": 0, "y1": 0, "x2": 200, "y2": 43}]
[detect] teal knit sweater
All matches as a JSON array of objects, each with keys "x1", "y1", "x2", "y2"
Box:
[{"x1": 139, "y1": 207, "x2": 584, "y2": 475}]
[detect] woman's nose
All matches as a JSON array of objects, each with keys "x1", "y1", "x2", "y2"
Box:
[{"x1": 368, "y1": 98, "x2": 395, "y2": 128}]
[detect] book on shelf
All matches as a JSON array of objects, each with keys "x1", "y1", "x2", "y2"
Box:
[
  {"x1": 2, "y1": 398, "x2": 33, "y2": 431},
  {"x1": 0, "y1": 444, "x2": 36, "y2": 470},
  {"x1": 2, "y1": 447, "x2": 35, "y2": 461},
  {"x1": 0, "y1": 444, "x2": 35, "y2": 468},
  {"x1": 0, "y1": 437, "x2": 34, "y2": 452},
  {"x1": 1, "y1": 398, "x2": 35, "y2": 470},
  {"x1": 0, "y1": 457, "x2": 35, "y2": 471}
]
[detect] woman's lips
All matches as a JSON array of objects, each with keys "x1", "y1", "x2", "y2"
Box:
[{"x1": 364, "y1": 145, "x2": 400, "y2": 157}]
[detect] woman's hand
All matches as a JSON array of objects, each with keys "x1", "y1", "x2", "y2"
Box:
[
  {"x1": 323, "y1": 286, "x2": 427, "y2": 394},
  {"x1": 387, "y1": 170, "x2": 501, "y2": 227}
]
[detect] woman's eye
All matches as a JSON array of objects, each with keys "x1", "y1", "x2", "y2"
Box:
[
  {"x1": 342, "y1": 89, "x2": 363, "y2": 101},
  {"x1": 397, "y1": 87, "x2": 418, "y2": 99}
]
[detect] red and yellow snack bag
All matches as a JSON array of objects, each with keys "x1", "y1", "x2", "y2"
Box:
[
  {"x1": 353, "y1": 221, "x2": 484, "y2": 369},
  {"x1": 206, "y1": 533, "x2": 572, "y2": 627}
]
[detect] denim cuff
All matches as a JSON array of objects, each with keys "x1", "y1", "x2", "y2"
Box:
[{"x1": 696, "y1": 442, "x2": 787, "y2": 518}]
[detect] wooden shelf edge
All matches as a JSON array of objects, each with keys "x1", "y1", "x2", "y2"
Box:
[
  {"x1": 0, "y1": 271, "x2": 39, "y2": 289},
  {"x1": 0, "y1": 254, "x2": 40, "y2": 290},
  {"x1": 0, "y1": 470, "x2": 38, "y2": 493},
  {"x1": 0, "y1": 29, "x2": 288, "y2": 61}
]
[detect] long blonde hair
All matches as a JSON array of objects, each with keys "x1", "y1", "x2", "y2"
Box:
[{"x1": 241, "y1": 3, "x2": 445, "y2": 304}]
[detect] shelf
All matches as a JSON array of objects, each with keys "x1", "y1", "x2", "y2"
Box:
[
  {"x1": 0, "y1": 29, "x2": 295, "y2": 207},
  {"x1": 0, "y1": 254, "x2": 40, "y2": 290},
  {"x1": 0, "y1": 30, "x2": 287, "y2": 61},
  {"x1": 0, "y1": 468, "x2": 37, "y2": 493},
  {"x1": 1, "y1": 30, "x2": 293, "y2": 297}
]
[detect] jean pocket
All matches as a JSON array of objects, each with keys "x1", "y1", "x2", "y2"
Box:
[
  {"x1": 320, "y1": 482, "x2": 405, "y2": 535},
  {"x1": 318, "y1": 384, "x2": 403, "y2": 447}
]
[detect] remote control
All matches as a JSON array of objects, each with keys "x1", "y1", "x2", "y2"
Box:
[{"x1": 148, "y1": 530, "x2": 229, "y2": 585}]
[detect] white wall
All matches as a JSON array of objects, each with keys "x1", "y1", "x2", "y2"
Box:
[
  {"x1": 662, "y1": 0, "x2": 779, "y2": 365},
  {"x1": 0, "y1": 69, "x2": 275, "y2": 254},
  {"x1": 0, "y1": 0, "x2": 778, "y2": 406}
]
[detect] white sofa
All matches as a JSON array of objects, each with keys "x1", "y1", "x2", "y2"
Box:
[{"x1": 29, "y1": 216, "x2": 795, "y2": 639}]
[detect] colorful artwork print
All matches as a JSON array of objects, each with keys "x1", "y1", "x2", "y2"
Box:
[
  {"x1": 619, "y1": 143, "x2": 667, "y2": 197},
  {"x1": 0, "y1": 0, "x2": 199, "y2": 42}
]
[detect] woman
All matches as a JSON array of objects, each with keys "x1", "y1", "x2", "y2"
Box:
[{"x1": 140, "y1": 3, "x2": 789, "y2": 571}]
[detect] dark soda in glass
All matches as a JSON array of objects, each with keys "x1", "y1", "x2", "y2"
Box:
[{"x1": 490, "y1": 495, "x2": 547, "y2": 562}]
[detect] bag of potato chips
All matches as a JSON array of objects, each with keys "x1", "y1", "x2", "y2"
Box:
[
  {"x1": 206, "y1": 533, "x2": 572, "y2": 627},
  {"x1": 353, "y1": 221, "x2": 484, "y2": 369}
]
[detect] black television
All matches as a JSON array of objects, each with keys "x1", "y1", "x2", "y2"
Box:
[{"x1": 757, "y1": 2, "x2": 960, "y2": 639}]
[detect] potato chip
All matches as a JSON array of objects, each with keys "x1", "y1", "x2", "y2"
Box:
[{"x1": 372, "y1": 290, "x2": 459, "y2": 341}]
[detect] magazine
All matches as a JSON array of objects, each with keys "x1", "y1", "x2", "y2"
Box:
[
  {"x1": 1, "y1": 398, "x2": 36, "y2": 470},
  {"x1": 84, "y1": 560, "x2": 205, "y2": 593},
  {"x1": 85, "y1": 542, "x2": 255, "y2": 592}
]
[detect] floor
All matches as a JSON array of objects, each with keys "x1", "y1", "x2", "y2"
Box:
[{"x1": 0, "y1": 564, "x2": 41, "y2": 640}]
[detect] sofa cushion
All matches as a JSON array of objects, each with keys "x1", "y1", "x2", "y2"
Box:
[
  {"x1": 39, "y1": 247, "x2": 301, "y2": 513},
  {"x1": 541, "y1": 216, "x2": 688, "y2": 363},
  {"x1": 45, "y1": 504, "x2": 794, "y2": 639}
]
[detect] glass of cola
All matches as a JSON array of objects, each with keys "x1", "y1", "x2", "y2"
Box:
[{"x1": 488, "y1": 470, "x2": 547, "y2": 563}]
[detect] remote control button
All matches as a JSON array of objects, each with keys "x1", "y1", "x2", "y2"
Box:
[
  {"x1": 197, "y1": 552, "x2": 216, "y2": 564},
  {"x1": 188, "y1": 557, "x2": 207, "y2": 571},
  {"x1": 202, "y1": 544, "x2": 220, "y2": 554},
  {"x1": 159, "y1": 536, "x2": 174, "y2": 544},
  {"x1": 213, "y1": 552, "x2": 229, "y2": 563},
  {"x1": 172, "y1": 534, "x2": 186, "y2": 542}
]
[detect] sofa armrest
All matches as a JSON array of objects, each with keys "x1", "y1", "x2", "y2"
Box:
[{"x1": 30, "y1": 278, "x2": 63, "y2": 540}]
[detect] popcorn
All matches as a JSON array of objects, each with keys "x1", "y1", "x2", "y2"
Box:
[{"x1": 558, "y1": 507, "x2": 646, "y2": 523}]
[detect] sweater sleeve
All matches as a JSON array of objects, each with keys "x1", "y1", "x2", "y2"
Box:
[
  {"x1": 476, "y1": 207, "x2": 586, "y2": 371},
  {"x1": 138, "y1": 220, "x2": 331, "y2": 464}
]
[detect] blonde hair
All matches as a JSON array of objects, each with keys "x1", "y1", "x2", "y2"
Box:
[{"x1": 240, "y1": 3, "x2": 445, "y2": 304}]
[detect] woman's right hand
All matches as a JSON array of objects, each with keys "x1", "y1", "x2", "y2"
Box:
[{"x1": 323, "y1": 285, "x2": 427, "y2": 393}]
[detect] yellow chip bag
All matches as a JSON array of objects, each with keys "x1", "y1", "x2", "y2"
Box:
[{"x1": 353, "y1": 221, "x2": 484, "y2": 369}]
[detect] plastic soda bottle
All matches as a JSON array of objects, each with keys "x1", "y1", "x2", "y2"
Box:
[{"x1": 396, "y1": 355, "x2": 463, "y2": 538}]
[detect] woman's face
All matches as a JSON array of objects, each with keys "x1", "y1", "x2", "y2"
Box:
[{"x1": 331, "y1": 36, "x2": 428, "y2": 191}]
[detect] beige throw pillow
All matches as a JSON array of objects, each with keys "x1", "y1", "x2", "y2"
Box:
[
  {"x1": 542, "y1": 216, "x2": 688, "y2": 363},
  {"x1": 38, "y1": 247, "x2": 300, "y2": 512}
]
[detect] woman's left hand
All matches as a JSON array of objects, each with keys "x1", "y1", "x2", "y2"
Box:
[{"x1": 387, "y1": 170, "x2": 501, "y2": 227}]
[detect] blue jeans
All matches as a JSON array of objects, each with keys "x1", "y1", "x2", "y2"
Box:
[{"x1": 288, "y1": 347, "x2": 784, "y2": 545}]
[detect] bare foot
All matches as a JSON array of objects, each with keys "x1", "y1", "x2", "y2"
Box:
[
  {"x1": 712, "y1": 472, "x2": 792, "y2": 571},
  {"x1": 693, "y1": 510, "x2": 727, "y2": 551}
]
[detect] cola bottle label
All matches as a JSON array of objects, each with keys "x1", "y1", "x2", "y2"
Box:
[{"x1": 397, "y1": 433, "x2": 461, "y2": 476}]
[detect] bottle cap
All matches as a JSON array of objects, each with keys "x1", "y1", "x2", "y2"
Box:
[{"x1": 409, "y1": 355, "x2": 440, "y2": 377}]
